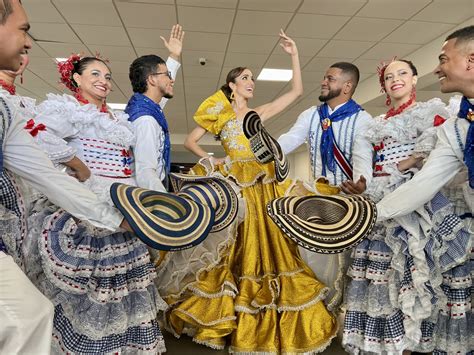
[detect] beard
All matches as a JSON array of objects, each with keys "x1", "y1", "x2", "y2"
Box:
[
  {"x1": 318, "y1": 87, "x2": 342, "y2": 102},
  {"x1": 161, "y1": 86, "x2": 174, "y2": 99}
]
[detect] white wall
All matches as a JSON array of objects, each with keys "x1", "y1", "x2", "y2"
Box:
[{"x1": 287, "y1": 148, "x2": 311, "y2": 181}]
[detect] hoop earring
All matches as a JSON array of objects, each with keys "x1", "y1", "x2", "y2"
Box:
[
  {"x1": 385, "y1": 94, "x2": 391, "y2": 106},
  {"x1": 230, "y1": 92, "x2": 235, "y2": 101}
]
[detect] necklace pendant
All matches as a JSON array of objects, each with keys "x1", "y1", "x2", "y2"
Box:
[
  {"x1": 467, "y1": 109, "x2": 474, "y2": 122},
  {"x1": 322, "y1": 118, "x2": 331, "y2": 130}
]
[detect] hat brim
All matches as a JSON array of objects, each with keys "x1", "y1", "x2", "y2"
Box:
[
  {"x1": 242, "y1": 111, "x2": 289, "y2": 182},
  {"x1": 267, "y1": 194, "x2": 377, "y2": 254},
  {"x1": 110, "y1": 183, "x2": 215, "y2": 251},
  {"x1": 170, "y1": 173, "x2": 239, "y2": 232}
]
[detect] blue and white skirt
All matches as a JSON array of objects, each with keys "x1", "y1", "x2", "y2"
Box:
[
  {"x1": 26, "y1": 209, "x2": 167, "y2": 354},
  {"x1": 343, "y1": 192, "x2": 472, "y2": 354}
]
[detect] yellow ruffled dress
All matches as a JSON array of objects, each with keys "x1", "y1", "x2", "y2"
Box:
[{"x1": 164, "y1": 91, "x2": 337, "y2": 354}]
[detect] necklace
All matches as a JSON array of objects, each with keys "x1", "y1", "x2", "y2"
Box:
[
  {"x1": 0, "y1": 79, "x2": 16, "y2": 95},
  {"x1": 384, "y1": 91, "x2": 416, "y2": 119},
  {"x1": 74, "y1": 92, "x2": 108, "y2": 113}
]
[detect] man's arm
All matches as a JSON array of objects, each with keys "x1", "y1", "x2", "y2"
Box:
[
  {"x1": 377, "y1": 125, "x2": 463, "y2": 221},
  {"x1": 160, "y1": 24, "x2": 184, "y2": 108},
  {"x1": 132, "y1": 116, "x2": 167, "y2": 192},
  {"x1": 277, "y1": 107, "x2": 313, "y2": 155},
  {"x1": 4, "y1": 116, "x2": 123, "y2": 231}
]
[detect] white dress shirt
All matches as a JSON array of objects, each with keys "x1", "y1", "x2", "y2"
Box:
[
  {"x1": 132, "y1": 57, "x2": 181, "y2": 192},
  {"x1": 278, "y1": 102, "x2": 374, "y2": 186}
]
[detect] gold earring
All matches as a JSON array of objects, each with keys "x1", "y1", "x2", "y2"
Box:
[{"x1": 230, "y1": 92, "x2": 235, "y2": 101}]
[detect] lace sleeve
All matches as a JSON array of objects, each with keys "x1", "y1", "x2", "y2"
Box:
[
  {"x1": 33, "y1": 94, "x2": 80, "y2": 164},
  {"x1": 34, "y1": 130, "x2": 76, "y2": 164}
]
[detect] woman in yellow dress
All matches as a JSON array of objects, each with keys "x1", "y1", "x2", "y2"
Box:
[{"x1": 163, "y1": 30, "x2": 337, "y2": 354}]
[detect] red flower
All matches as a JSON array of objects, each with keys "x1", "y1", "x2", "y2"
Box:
[{"x1": 58, "y1": 54, "x2": 82, "y2": 93}]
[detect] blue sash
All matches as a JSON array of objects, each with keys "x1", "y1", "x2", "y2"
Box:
[
  {"x1": 458, "y1": 96, "x2": 474, "y2": 188},
  {"x1": 317, "y1": 100, "x2": 363, "y2": 178},
  {"x1": 126, "y1": 93, "x2": 171, "y2": 177}
]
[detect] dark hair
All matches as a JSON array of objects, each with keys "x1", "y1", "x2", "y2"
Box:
[
  {"x1": 377, "y1": 59, "x2": 418, "y2": 92},
  {"x1": 220, "y1": 66, "x2": 248, "y2": 102},
  {"x1": 446, "y1": 25, "x2": 474, "y2": 49},
  {"x1": 129, "y1": 55, "x2": 166, "y2": 93},
  {"x1": 330, "y1": 62, "x2": 360, "y2": 93},
  {"x1": 71, "y1": 57, "x2": 110, "y2": 89},
  {"x1": 0, "y1": 0, "x2": 13, "y2": 25},
  {"x1": 398, "y1": 59, "x2": 418, "y2": 76}
]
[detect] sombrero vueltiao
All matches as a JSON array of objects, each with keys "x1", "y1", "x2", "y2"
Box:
[
  {"x1": 242, "y1": 110, "x2": 289, "y2": 182},
  {"x1": 170, "y1": 173, "x2": 239, "y2": 232},
  {"x1": 267, "y1": 194, "x2": 377, "y2": 254},
  {"x1": 110, "y1": 174, "x2": 239, "y2": 251}
]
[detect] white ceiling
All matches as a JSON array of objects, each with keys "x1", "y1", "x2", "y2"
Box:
[{"x1": 18, "y1": 0, "x2": 474, "y2": 156}]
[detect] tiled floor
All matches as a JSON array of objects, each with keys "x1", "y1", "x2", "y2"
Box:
[{"x1": 163, "y1": 331, "x2": 346, "y2": 354}]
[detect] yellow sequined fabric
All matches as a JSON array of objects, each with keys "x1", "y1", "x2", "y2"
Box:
[{"x1": 164, "y1": 91, "x2": 337, "y2": 353}]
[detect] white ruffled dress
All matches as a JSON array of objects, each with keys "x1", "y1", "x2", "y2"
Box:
[
  {"x1": 27, "y1": 94, "x2": 167, "y2": 354},
  {"x1": 342, "y1": 99, "x2": 472, "y2": 354}
]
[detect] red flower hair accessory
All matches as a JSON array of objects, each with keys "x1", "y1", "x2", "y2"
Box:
[
  {"x1": 57, "y1": 53, "x2": 82, "y2": 93},
  {"x1": 376, "y1": 57, "x2": 398, "y2": 93},
  {"x1": 376, "y1": 57, "x2": 398, "y2": 106}
]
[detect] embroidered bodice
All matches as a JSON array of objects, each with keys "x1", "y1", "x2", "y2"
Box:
[
  {"x1": 220, "y1": 118, "x2": 254, "y2": 160},
  {"x1": 368, "y1": 98, "x2": 449, "y2": 176},
  {"x1": 35, "y1": 94, "x2": 135, "y2": 178},
  {"x1": 218, "y1": 118, "x2": 276, "y2": 186},
  {"x1": 365, "y1": 98, "x2": 449, "y2": 201},
  {"x1": 193, "y1": 91, "x2": 276, "y2": 187}
]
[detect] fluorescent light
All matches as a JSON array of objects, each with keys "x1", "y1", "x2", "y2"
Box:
[
  {"x1": 257, "y1": 68, "x2": 292, "y2": 82},
  {"x1": 107, "y1": 103, "x2": 127, "y2": 110},
  {"x1": 55, "y1": 57, "x2": 68, "y2": 62},
  {"x1": 207, "y1": 152, "x2": 214, "y2": 156}
]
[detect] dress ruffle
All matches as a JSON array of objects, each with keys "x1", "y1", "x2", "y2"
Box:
[
  {"x1": 343, "y1": 192, "x2": 472, "y2": 354},
  {"x1": 36, "y1": 94, "x2": 134, "y2": 148},
  {"x1": 163, "y1": 176, "x2": 338, "y2": 354},
  {"x1": 25, "y1": 208, "x2": 167, "y2": 354},
  {"x1": 221, "y1": 158, "x2": 277, "y2": 187},
  {"x1": 154, "y1": 158, "x2": 245, "y2": 304},
  {"x1": 366, "y1": 98, "x2": 449, "y2": 145}
]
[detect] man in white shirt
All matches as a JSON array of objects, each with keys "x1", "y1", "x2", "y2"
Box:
[
  {"x1": 377, "y1": 25, "x2": 473, "y2": 225},
  {"x1": 277, "y1": 62, "x2": 374, "y2": 309},
  {"x1": 0, "y1": 1, "x2": 130, "y2": 353},
  {"x1": 278, "y1": 62, "x2": 373, "y2": 192},
  {"x1": 126, "y1": 25, "x2": 184, "y2": 192}
]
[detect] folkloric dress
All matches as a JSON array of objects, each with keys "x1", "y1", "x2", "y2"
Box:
[
  {"x1": 161, "y1": 91, "x2": 337, "y2": 354},
  {"x1": 0, "y1": 86, "x2": 125, "y2": 354},
  {"x1": 375, "y1": 96, "x2": 473, "y2": 354},
  {"x1": 28, "y1": 93, "x2": 167, "y2": 354},
  {"x1": 343, "y1": 98, "x2": 471, "y2": 354}
]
